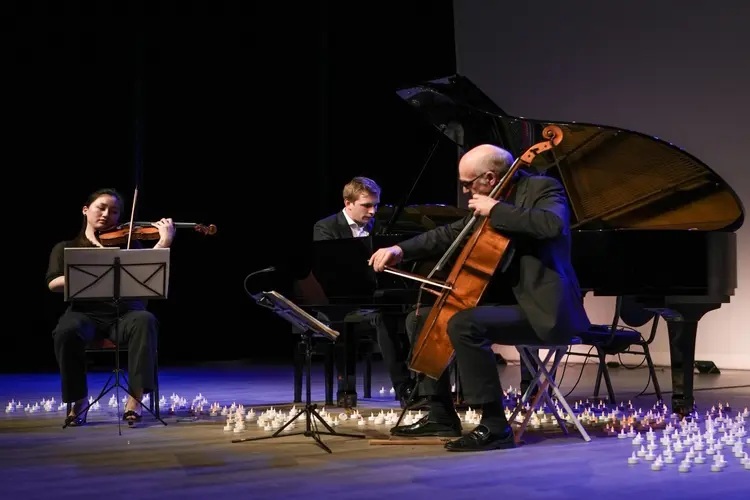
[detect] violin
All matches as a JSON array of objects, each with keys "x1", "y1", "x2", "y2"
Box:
[
  {"x1": 94, "y1": 185, "x2": 217, "y2": 247},
  {"x1": 98, "y1": 221, "x2": 217, "y2": 246}
]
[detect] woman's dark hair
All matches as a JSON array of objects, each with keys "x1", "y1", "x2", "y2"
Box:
[{"x1": 73, "y1": 188, "x2": 125, "y2": 246}]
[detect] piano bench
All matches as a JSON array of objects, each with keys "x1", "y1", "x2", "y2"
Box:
[
  {"x1": 507, "y1": 338, "x2": 592, "y2": 444},
  {"x1": 292, "y1": 309, "x2": 379, "y2": 406}
]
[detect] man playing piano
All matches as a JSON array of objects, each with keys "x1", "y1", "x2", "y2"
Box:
[
  {"x1": 313, "y1": 177, "x2": 415, "y2": 407},
  {"x1": 369, "y1": 144, "x2": 591, "y2": 452},
  {"x1": 313, "y1": 176, "x2": 381, "y2": 240}
]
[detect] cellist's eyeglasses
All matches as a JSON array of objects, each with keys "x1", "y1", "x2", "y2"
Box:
[{"x1": 458, "y1": 172, "x2": 487, "y2": 189}]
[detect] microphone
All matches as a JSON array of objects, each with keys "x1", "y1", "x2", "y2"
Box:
[{"x1": 243, "y1": 266, "x2": 277, "y2": 299}]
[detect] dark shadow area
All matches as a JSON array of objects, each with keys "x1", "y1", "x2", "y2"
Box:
[{"x1": 7, "y1": 1, "x2": 457, "y2": 373}]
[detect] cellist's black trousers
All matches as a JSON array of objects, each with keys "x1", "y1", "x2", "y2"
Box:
[
  {"x1": 405, "y1": 305, "x2": 544, "y2": 405},
  {"x1": 52, "y1": 309, "x2": 158, "y2": 403}
]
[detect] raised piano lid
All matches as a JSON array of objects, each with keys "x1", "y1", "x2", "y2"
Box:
[{"x1": 396, "y1": 74, "x2": 745, "y2": 232}]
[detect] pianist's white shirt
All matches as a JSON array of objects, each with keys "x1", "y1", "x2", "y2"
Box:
[{"x1": 342, "y1": 208, "x2": 369, "y2": 237}]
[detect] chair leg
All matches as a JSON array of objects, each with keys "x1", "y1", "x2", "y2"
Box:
[
  {"x1": 642, "y1": 343, "x2": 663, "y2": 401},
  {"x1": 293, "y1": 341, "x2": 303, "y2": 403},
  {"x1": 510, "y1": 346, "x2": 591, "y2": 443},
  {"x1": 363, "y1": 352, "x2": 372, "y2": 399},
  {"x1": 594, "y1": 346, "x2": 617, "y2": 404},
  {"x1": 153, "y1": 352, "x2": 160, "y2": 418},
  {"x1": 323, "y1": 343, "x2": 334, "y2": 406},
  {"x1": 593, "y1": 354, "x2": 604, "y2": 398},
  {"x1": 600, "y1": 365, "x2": 617, "y2": 404}
]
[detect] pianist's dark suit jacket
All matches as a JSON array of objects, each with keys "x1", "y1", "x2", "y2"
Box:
[
  {"x1": 313, "y1": 211, "x2": 374, "y2": 241},
  {"x1": 398, "y1": 171, "x2": 591, "y2": 342}
]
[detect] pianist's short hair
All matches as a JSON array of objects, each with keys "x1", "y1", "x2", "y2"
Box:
[{"x1": 343, "y1": 176, "x2": 381, "y2": 202}]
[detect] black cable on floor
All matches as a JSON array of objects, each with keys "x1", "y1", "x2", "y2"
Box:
[{"x1": 562, "y1": 346, "x2": 594, "y2": 398}]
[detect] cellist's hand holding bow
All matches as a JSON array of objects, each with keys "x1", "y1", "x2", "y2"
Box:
[
  {"x1": 368, "y1": 245, "x2": 404, "y2": 272},
  {"x1": 468, "y1": 194, "x2": 498, "y2": 217}
]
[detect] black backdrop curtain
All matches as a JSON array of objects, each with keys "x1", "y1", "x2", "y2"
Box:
[{"x1": 7, "y1": 1, "x2": 456, "y2": 372}]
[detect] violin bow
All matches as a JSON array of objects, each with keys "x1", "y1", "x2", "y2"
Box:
[{"x1": 126, "y1": 186, "x2": 138, "y2": 249}]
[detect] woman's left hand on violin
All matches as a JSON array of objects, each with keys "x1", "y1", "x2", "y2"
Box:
[{"x1": 152, "y1": 218, "x2": 176, "y2": 247}]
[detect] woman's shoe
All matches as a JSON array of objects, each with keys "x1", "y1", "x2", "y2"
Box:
[
  {"x1": 63, "y1": 402, "x2": 88, "y2": 427},
  {"x1": 122, "y1": 410, "x2": 142, "y2": 426}
]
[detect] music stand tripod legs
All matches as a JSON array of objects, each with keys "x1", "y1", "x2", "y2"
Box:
[
  {"x1": 233, "y1": 290, "x2": 365, "y2": 453},
  {"x1": 233, "y1": 329, "x2": 365, "y2": 453}
]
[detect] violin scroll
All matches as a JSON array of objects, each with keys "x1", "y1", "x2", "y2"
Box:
[{"x1": 194, "y1": 223, "x2": 217, "y2": 236}]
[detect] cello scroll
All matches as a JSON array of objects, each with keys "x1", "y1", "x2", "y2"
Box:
[{"x1": 517, "y1": 125, "x2": 563, "y2": 166}]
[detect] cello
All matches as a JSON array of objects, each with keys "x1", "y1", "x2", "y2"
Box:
[{"x1": 382, "y1": 125, "x2": 564, "y2": 380}]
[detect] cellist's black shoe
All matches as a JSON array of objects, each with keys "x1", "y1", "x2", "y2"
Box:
[
  {"x1": 391, "y1": 414, "x2": 462, "y2": 437},
  {"x1": 444, "y1": 424, "x2": 516, "y2": 452}
]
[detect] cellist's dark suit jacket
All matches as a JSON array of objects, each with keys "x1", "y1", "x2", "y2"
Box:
[{"x1": 398, "y1": 171, "x2": 591, "y2": 343}]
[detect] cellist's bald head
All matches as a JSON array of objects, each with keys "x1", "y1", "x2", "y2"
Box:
[{"x1": 458, "y1": 144, "x2": 514, "y2": 195}]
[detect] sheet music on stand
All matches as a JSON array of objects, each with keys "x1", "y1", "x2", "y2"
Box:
[
  {"x1": 62, "y1": 247, "x2": 170, "y2": 433},
  {"x1": 64, "y1": 247, "x2": 170, "y2": 302},
  {"x1": 254, "y1": 290, "x2": 339, "y2": 342}
]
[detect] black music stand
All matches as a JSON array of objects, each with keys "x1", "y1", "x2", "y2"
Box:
[
  {"x1": 62, "y1": 247, "x2": 170, "y2": 434},
  {"x1": 233, "y1": 290, "x2": 366, "y2": 453}
]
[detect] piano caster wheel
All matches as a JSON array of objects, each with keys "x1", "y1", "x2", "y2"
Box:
[{"x1": 337, "y1": 392, "x2": 357, "y2": 408}]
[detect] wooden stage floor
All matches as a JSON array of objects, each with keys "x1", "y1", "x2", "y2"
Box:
[{"x1": 1, "y1": 359, "x2": 748, "y2": 499}]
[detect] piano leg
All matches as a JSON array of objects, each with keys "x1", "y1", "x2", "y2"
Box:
[
  {"x1": 334, "y1": 323, "x2": 359, "y2": 407},
  {"x1": 661, "y1": 302, "x2": 722, "y2": 417},
  {"x1": 665, "y1": 319, "x2": 697, "y2": 417}
]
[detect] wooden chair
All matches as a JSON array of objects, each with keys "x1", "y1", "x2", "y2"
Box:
[{"x1": 570, "y1": 296, "x2": 662, "y2": 404}]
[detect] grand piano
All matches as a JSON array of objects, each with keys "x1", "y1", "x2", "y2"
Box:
[{"x1": 376, "y1": 74, "x2": 744, "y2": 416}]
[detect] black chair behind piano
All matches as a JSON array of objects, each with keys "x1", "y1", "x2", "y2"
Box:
[{"x1": 570, "y1": 295, "x2": 663, "y2": 404}]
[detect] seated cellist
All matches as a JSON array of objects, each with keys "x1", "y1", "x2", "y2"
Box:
[{"x1": 368, "y1": 144, "x2": 590, "y2": 452}]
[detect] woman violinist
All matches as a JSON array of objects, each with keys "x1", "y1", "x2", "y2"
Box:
[{"x1": 45, "y1": 188, "x2": 175, "y2": 426}]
